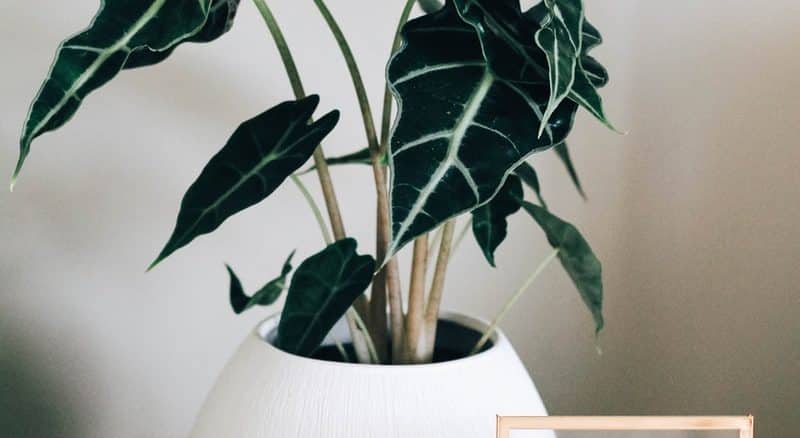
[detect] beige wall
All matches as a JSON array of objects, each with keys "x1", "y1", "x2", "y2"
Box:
[{"x1": 1, "y1": 1, "x2": 797, "y2": 437}]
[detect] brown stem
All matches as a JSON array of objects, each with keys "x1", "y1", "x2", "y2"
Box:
[
  {"x1": 422, "y1": 219, "x2": 456, "y2": 360},
  {"x1": 313, "y1": 0, "x2": 383, "y2": 343},
  {"x1": 386, "y1": 254, "x2": 404, "y2": 363},
  {"x1": 254, "y1": 0, "x2": 372, "y2": 363},
  {"x1": 403, "y1": 234, "x2": 429, "y2": 363},
  {"x1": 368, "y1": 170, "x2": 389, "y2": 361},
  {"x1": 379, "y1": 0, "x2": 416, "y2": 364}
]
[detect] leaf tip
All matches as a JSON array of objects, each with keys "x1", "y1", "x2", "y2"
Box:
[
  {"x1": 145, "y1": 257, "x2": 162, "y2": 273},
  {"x1": 484, "y1": 252, "x2": 497, "y2": 268},
  {"x1": 10, "y1": 156, "x2": 24, "y2": 192}
]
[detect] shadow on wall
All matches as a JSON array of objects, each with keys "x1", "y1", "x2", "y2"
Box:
[{"x1": 0, "y1": 323, "x2": 88, "y2": 438}]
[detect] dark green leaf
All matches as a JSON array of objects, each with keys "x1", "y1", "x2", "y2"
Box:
[
  {"x1": 553, "y1": 142, "x2": 586, "y2": 199},
  {"x1": 277, "y1": 239, "x2": 375, "y2": 356},
  {"x1": 569, "y1": 59, "x2": 618, "y2": 131},
  {"x1": 386, "y1": 1, "x2": 578, "y2": 255},
  {"x1": 463, "y1": 0, "x2": 615, "y2": 131},
  {"x1": 300, "y1": 147, "x2": 384, "y2": 174},
  {"x1": 518, "y1": 200, "x2": 603, "y2": 332},
  {"x1": 417, "y1": 0, "x2": 444, "y2": 14},
  {"x1": 227, "y1": 251, "x2": 294, "y2": 314},
  {"x1": 150, "y1": 96, "x2": 339, "y2": 269},
  {"x1": 533, "y1": 0, "x2": 582, "y2": 133},
  {"x1": 124, "y1": 0, "x2": 240, "y2": 69},
  {"x1": 471, "y1": 175, "x2": 523, "y2": 267},
  {"x1": 13, "y1": 0, "x2": 225, "y2": 187},
  {"x1": 513, "y1": 162, "x2": 547, "y2": 208}
]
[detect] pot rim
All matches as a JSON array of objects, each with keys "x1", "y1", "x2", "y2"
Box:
[{"x1": 253, "y1": 310, "x2": 507, "y2": 369}]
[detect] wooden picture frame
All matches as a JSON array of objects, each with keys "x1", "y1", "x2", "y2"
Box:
[{"x1": 497, "y1": 416, "x2": 754, "y2": 438}]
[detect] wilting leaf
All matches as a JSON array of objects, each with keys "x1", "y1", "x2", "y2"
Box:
[
  {"x1": 227, "y1": 251, "x2": 294, "y2": 314},
  {"x1": 518, "y1": 199, "x2": 603, "y2": 332},
  {"x1": 553, "y1": 142, "x2": 586, "y2": 199},
  {"x1": 150, "y1": 96, "x2": 339, "y2": 269},
  {"x1": 13, "y1": 0, "x2": 231, "y2": 187},
  {"x1": 386, "y1": 1, "x2": 577, "y2": 256},
  {"x1": 277, "y1": 239, "x2": 375, "y2": 356},
  {"x1": 125, "y1": 0, "x2": 240, "y2": 68},
  {"x1": 513, "y1": 162, "x2": 547, "y2": 208},
  {"x1": 471, "y1": 175, "x2": 523, "y2": 267}
]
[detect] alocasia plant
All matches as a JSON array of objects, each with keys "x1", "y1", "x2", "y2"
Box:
[{"x1": 13, "y1": 0, "x2": 616, "y2": 365}]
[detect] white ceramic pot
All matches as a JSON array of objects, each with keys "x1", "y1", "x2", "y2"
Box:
[{"x1": 190, "y1": 311, "x2": 554, "y2": 437}]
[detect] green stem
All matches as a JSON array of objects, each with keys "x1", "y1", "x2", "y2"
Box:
[
  {"x1": 290, "y1": 175, "x2": 332, "y2": 245},
  {"x1": 331, "y1": 331, "x2": 352, "y2": 362},
  {"x1": 252, "y1": 0, "x2": 305, "y2": 98},
  {"x1": 470, "y1": 248, "x2": 560, "y2": 355},
  {"x1": 252, "y1": 0, "x2": 347, "y2": 243},
  {"x1": 312, "y1": 0, "x2": 380, "y2": 151},
  {"x1": 349, "y1": 308, "x2": 380, "y2": 364},
  {"x1": 252, "y1": 0, "x2": 373, "y2": 362},
  {"x1": 380, "y1": 0, "x2": 417, "y2": 151}
]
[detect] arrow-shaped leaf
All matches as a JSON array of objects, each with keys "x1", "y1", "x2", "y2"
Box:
[
  {"x1": 227, "y1": 251, "x2": 294, "y2": 314},
  {"x1": 553, "y1": 142, "x2": 586, "y2": 199},
  {"x1": 452, "y1": 0, "x2": 582, "y2": 134},
  {"x1": 456, "y1": 0, "x2": 615, "y2": 133},
  {"x1": 13, "y1": 0, "x2": 232, "y2": 187},
  {"x1": 387, "y1": 1, "x2": 578, "y2": 256},
  {"x1": 518, "y1": 199, "x2": 603, "y2": 332},
  {"x1": 150, "y1": 96, "x2": 339, "y2": 269},
  {"x1": 125, "y1": 0, "x2": 240, "y2": 69},
  {"x1": 533, "y1": 0, "x2": 583, "y2": 134},
  {"x1": 471, "y1": 175, "x2": 523, "y2": 267},
  {"x1": 277, "y1": 238, "x2": 375, "y2": 356}
]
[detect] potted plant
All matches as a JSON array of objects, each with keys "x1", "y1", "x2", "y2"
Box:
[{"x1": 12, "y1": 0, "x2": 616, "y2": 436}]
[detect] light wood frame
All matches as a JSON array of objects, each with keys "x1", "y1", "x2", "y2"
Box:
[{"x1": 497, "y1": 416, "x2": 753, "y2": 438}]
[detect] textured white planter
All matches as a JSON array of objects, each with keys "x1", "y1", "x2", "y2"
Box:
[{"x1": 191, "y1": 311, "x2": 554, "y2": 437}]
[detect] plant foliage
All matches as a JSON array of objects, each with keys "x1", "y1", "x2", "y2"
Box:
[
  {"x1": 228, "y1": 251, "x2": 294, "y2": 315},
  {"x1": 277, "y1": 239, "x2": 375, "y2": 356},
  {"x1": 14, "y1": 0, "x2": 616, "y2": 362},
  {"x1": 13, "y1": 0, "x2": 240, "y2": 187},
  {"x1": 150, "y1": 96, "x2": 339, "y2": 269}
]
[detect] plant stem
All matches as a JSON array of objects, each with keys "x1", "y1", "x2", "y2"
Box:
[
  {"x1": 422, "y1": 219, "x2": 456, "y2": 360},
  {"x1": 253, "y1": 0, "x2": 347, "y2": 242},
  {"x1": 349, "y1": 308, "x2": 379, "y2": 364},
  {"x1": 381, "y1": 0, "x2": 416, "y2": 364},
  {"x1": 313, "y1": 0, "x2": 379, "y2": 151},
  {"x1": 380, "y1": 0, "x2": 416, "y2": 152},
  {"x1": 290, "y1": 175, "x2": 356, "y2": 360},
  {"x1": 470, "y1": 248, "x2": 561, "y2": 355},
  {"x1": 331, "y1": 331, "x2": 352, "y2": 362},
  {"x1": 313, "y1": 0, "x2": 406, "y2": 362},
  {"x1": 290, "y1": 175, "x2": 332, "y2": 245},
  {"x1": 427, "y1": 225, "x2": 443, "y2": 255},
  {"x1": 253, "y1": 0, "x2": 372, "y2": 362},
  {"x1": 403, "y1": 234, "x2": 429, "y2": 362}
]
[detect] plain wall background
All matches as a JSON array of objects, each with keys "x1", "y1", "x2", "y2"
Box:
[{"x1": 1, "y1": 1, "x2": 798, "y2": 437}]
